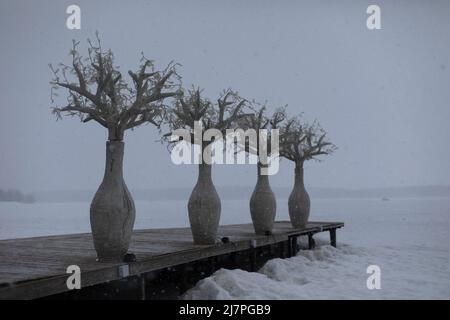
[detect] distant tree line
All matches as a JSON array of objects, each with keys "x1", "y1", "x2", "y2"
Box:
[{"x1": 0, "y1": 189, "x2": 35, "y2": 203}]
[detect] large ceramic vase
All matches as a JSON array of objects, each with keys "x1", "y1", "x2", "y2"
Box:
[
  {"x1": 288, "y1": 163, "x2": 310, "y2": 229},
  {"x1": 90, "y1": 141, "x2": 136, "y2": 262},
  {"x1": 188, "y1": 163, "x2": 221, "y2": 244},
  {"x1": 250, "y1": 163, "x2": 276, "y2": 234}
]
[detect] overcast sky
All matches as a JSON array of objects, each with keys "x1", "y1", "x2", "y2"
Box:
[{"x1": 1, "y1": 0, "x2": 449, "y2": 193}]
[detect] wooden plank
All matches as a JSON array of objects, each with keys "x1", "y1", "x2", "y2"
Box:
[{"x1": 0, "y1": 221, "x2": 343, "y2": 299}]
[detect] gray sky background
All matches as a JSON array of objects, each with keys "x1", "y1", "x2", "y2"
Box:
[{"x1": 1, "y1": 0, "x2": 449, "y2": 193}]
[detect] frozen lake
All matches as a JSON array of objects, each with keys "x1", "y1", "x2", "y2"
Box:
[{"x1": 1, "y1": 196, "x2": 449, "y2": 299}]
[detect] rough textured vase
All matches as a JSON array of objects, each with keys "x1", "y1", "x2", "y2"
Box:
[
  {"x1": 288, "y1": 164, "x2": 310, "y2": 229},
  {"x1": 188, "y1": 163, "x2": 221, "y2": 244},
  {"x1": 250, "y1": 164, "x2": 276, "y2": 234},
  {"x1": 90, "y1": 141, "x2": 136, "y2": 262}
]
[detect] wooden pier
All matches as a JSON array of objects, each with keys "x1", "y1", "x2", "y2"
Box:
[{"x1": 0, "y1": 221, "x2": 343, "y2": 300}]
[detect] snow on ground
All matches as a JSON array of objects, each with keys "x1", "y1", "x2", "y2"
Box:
[
  {"x1": 184, "y1": 197, "x2": 450, "y2": 299},
  {"x1": 0, "y1": 196, "x2": 449, "y2": 299},
  {"x1": 184, "y1": 242, "x2": 450, "y2": 299}
]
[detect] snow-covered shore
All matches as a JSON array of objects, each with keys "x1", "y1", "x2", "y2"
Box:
[
  {"x1": 184, "y1": 197, "x2": 450, "y2": 299},
  {"x1": 184, "y1": 241, "x2": 450, "y2": 299}
]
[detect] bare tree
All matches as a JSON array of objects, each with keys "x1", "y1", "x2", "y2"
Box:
[
  {"x1": 280, "y1": 117, "x2": 336, "y2": 229},
  {"x1": 163, "y1": 87, "x2": 249, "y2": 244},
  {"x1": 165, "y1": 87, "x2": 249, "y2": 149},
  {"x1": 237, "y1": 104, "x2": 286, "y2": 234},
  {"x1": 237, "y1": 104, "x2": 286, "y2": 160},
  {"x1": 51, "y1": 36, "x2": 181, "y2": 141},
  {"x1": 50, "y1": 35, "x2": 181, "y2": 262},
  {"x1": 280, "y1": 119, "x2": 336, "y2": 166}
]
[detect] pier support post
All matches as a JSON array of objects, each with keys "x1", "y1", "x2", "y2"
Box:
[
  {"x1": 209, "y1": 256, "x2": 217, "y2": 274},
  {"x1": 249, "y1": 248, "x2": 256, "y2": 271},
  {"x1": 308, "y1": 233, "x2": 315, "y2": 250},
  {"x1": 139, "y1": 275, "x2": 146, "y2": 300},
  {"x1": 177, "y1": 265, "x2": 190, "y2": 294},
  {"x1": 288, "y1": 236, "x2": 299, "y2": 256},
  {"x1": 330, "y1": 228, "x2": 337, "y2": 247},
  {"x1": 278, "y1": 241, "x2": 285, "y2": 258},
  {"x1": 230, "y1": 252, "x2": 237, "y2": 266}
]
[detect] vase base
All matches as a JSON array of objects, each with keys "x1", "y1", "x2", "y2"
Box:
[
  {"x1": 192, "y1": 237, "x2": 217, "y2": 245},
  {"x1": 290, "y1": 222, "x2": 307, "y2": 229},
  {"x1": 96, "y1": 254, "x2": 128, "y2": 263},
  {"x1": 253, "y1": 228, "x2": 274, "y2": 235}
]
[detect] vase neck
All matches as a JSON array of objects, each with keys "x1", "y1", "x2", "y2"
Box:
[
  {"x1": 197, "y1": 163, "x2": 212, "y2": 184},
  {"x1": 294, "y1": 163, "x2": 304, "y2": 188},
  {"x1": 257, "y1": 162, "x2": 270, "y2": 184},
  {"x1": 103, "y1": 140, "x2": 125, "y2": 182}
]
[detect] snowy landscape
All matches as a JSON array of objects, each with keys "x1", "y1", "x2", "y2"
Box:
[
  {"x1": 2, "y1": 0, "x2": 450, "y2": 302},
  {"x1": 1, "y1": 195, "x2": 449, "y2": 299}
]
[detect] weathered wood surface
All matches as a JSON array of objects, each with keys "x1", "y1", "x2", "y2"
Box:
[{"x1": 0, "y1": 221, "x2": 343, "y2": 299}]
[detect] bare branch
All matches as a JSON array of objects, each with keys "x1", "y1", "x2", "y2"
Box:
[
  {"x1": 163, "y1": 87, "x2": 250, "y2": 150},
  {"x1": 50, "y1": 35, "x2": 181, "y2": 141},
  {"x1": 279, "y1": 116, "x2": 336, "y2": 163}
]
